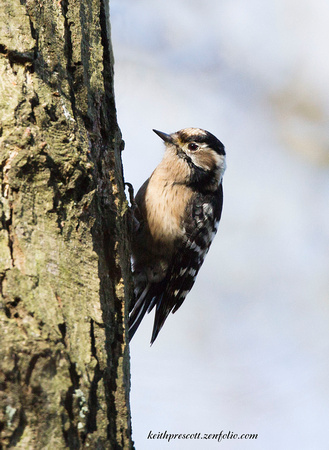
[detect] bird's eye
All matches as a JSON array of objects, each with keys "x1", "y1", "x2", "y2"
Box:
[{"x1": 188, "y1": 143, "x2": 198, "y2": 151}]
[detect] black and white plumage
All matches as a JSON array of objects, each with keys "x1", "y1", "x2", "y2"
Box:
[{"x1": 129, "y1": 128, "x2": 226, "y2": 344}]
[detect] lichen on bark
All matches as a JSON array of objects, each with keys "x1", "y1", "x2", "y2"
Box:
[{"x1": 0, "y1": 0, "x2": 133, "y2": 448}]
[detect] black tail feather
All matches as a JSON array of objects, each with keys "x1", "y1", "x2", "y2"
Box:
[
  {"x1": 150, "y1": 295, "x2": 170, "y2": 344},
  {"x1": 129, "y1": 284, "x2": 152, "y2": 341}
]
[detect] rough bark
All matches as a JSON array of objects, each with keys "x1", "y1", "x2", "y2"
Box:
[{"x1": 0, "y1": 0, "x2": 133, "y2": 448}]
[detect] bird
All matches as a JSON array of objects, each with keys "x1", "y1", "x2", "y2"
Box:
[{"x1": 129, "y1": 127, "x2": 226, "y2": 344}]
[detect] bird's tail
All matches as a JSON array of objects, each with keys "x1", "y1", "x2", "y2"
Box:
[
  {"x1": 129, "y1": 281, "x2": 167, "y2": 344},
  {"x1": 129, "y1": 284, "x2": 152, "y2": 341}
]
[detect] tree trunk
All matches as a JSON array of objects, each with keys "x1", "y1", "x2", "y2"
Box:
[{"x1": 0, "y1": 0, "x2": 133, "y2": 448}]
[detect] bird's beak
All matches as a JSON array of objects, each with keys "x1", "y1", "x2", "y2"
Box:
[{"x1": 153, "y1": 129, "x2": 173, "y2": 143}]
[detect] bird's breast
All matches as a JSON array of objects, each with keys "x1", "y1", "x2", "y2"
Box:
[{"x1": 144, "y1": 177, "x2": 193, "y2": 245}]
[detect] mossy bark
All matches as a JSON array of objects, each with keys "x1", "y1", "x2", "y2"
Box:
[{"x1": 0, "y1": 0, "x2": 133, "y2": 448}]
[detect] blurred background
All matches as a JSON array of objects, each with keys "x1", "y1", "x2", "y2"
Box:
[{"x1": 110, "y1": 1, "x2": 329, "y2": 448}]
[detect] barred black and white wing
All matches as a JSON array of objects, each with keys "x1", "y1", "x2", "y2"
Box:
[{"x1": 129, "y1": 184, "x2": 223, "y2": 344}]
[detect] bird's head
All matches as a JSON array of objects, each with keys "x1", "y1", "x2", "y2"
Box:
[{"x1": 153, "y1": 127, "x2": 226, "y2": 189}]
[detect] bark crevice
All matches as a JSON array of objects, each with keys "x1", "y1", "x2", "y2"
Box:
[{"x1": 61, "y1": 0, "x2": 77, "y2": 121}]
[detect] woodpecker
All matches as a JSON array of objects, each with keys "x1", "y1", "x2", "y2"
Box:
[{"x1": 129, "y1": 128, "x2": 226, "y2": 344}]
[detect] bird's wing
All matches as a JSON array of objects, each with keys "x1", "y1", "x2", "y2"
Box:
[{"x1": 149, "y1": 184, "x2": 223, "y2": 343}]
